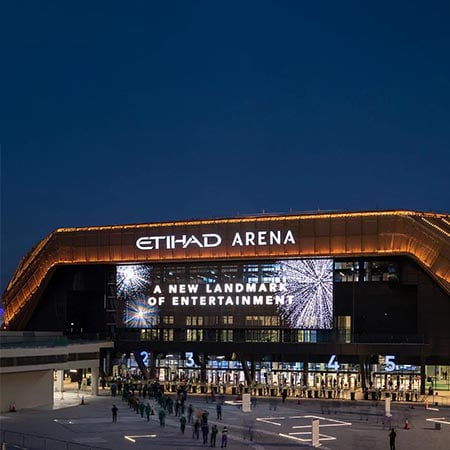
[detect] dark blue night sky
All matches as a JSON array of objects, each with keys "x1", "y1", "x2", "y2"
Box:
[{"x1": 1, "y1": 1, "x2": 449, "y2": 291}]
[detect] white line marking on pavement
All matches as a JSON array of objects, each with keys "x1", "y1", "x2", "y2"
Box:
[
  {"x1": 426, "y1": 417, "x2": 450, "y2": 425},
  {"x1": 255, "y1": 417, "x2": 284, "y2": 426},
  {"x1": 279, "y1": 432, "x2": 336, "y2": 442},
  {"x1": 124, "y1": 434, "x2": 157, "y2": 443}
]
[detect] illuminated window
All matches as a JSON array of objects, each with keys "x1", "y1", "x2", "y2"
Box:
[
  {"x1": 223, "y1": 316, "x2": 233, "y2": 325},
  {"x1": 186, "y1": 316, "x2": 204, "y2": 326},
  {"x1": 297, "y1": 330, "x2": 317, "y2": 343},
  {"x1": 162, "y1": 329, "x2": 173, "y2": 341},
  {"x1": 245, "y1": 316, "x2": 280, "y2": 326},
  {"x1": 186, "y1": 329, "x2": 203, "y2": 341},
  {"x1": 163, "y1": 315, "x2": 174, "y2": 324},
  {"x1": 140, "y1": 329, "x2": 159, "y2": 340},
  {"x1": 220, "y1": 330, "x2": 233, "y2": 342},
  {"x1": 336, "y1": 316, "x2": 351, "y2": 343}
]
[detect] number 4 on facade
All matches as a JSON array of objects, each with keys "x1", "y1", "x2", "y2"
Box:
[{"x1": 327, "y1": 354, "x2": 339, "y2": 370}]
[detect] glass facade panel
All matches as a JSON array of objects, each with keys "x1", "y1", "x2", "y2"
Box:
[
  {"x1": 334, "y1": 262, "x2": 359, "y2": 282},
  {"x1": 245, "y1": 329, "x2": 280, "y2": 342}
]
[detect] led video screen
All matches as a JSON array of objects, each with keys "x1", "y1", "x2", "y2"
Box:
[{"x1": 118, "y1": 258, "x2": 334, "y2": 329}]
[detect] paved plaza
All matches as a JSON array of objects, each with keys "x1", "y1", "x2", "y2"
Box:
[{"x1": 1, "y1": 390, "x2": 449, "y2": 450}]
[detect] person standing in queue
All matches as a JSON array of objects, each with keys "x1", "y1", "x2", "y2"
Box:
[
  {"x1": 216, "y1": 402, "x2": 222, "y2": 420},
  {"x1": 188, "y1": 404, "x2": 194, "y2": 423},
  {"x1": 221, "y1": 426, "x2": 228, "y2": 448},
  {"x1": 158, "y1": 408, "x2": 166, "y2": 427},
  {"x1": 111, "y1": 404, "x2": 118, "y2": 423},
  {"x1": 193, "y1": 419, "x2": 200, "y2": 440},
  {"x1": 180, "y1": 415, "x2": 187, "y2": 434},
  {"x1": 210, "y1": 424, "x2": 218, "y2": 447},
  {"x1": 202, "y1": 421, "x2": 210, "y2": 444}
]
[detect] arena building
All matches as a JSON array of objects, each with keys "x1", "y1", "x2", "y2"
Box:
[{"x1": 2, "y1": 210, "x2": 450, "y2": 396}]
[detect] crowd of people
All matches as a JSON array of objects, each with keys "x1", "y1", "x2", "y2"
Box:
[{"x1": 109, "y1": 376, "x2": 229, "y2": 447}]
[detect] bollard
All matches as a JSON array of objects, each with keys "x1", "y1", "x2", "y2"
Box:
[
  {"x1": 404, "y1": 418, "x2": 410, "y2": 430},
  {"x1": 81, "y1": 396, "x2": 85, "y2": 405}
]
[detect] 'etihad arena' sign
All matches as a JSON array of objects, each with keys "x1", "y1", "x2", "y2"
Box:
[{"x1": 136, "y1": 230, "x2": 296, "y2": 250}]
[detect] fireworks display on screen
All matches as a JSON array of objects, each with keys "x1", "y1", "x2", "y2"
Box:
[
  {"x1": 276, "y1": 259, "x2": 333, "y2": 329},
  {"x1": 117, "y1": 265, "x2": 159, "y2": 328},
  {"x1": 123, "y1": 293, "x2": 160, "y2": 328},
  {"x1": 118, "y1": 258, "x2": 334, "y2": 329},
  {"x1": 117, "y1": 264, "x2": 152, "y2": 298}
]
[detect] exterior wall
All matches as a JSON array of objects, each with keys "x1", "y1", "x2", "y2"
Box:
[
  {"x1": 0, "y1": 370, "x2": 53, "y2": 412},
  {"x1": 4, "y1": 211, "x2": 450, "y2": 328}
]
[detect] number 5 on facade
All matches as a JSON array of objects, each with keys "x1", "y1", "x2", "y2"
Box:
[{"x1": 385, "y1": 355, "x2": 396, "y2": 372}]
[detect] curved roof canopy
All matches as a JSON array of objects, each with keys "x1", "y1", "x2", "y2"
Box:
[{"x1": 3, "y1": 210, "x2": 450, "y2": 328}]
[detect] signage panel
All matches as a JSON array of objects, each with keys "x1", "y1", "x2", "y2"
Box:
[{"x1": 118, "y1": 258, "x2": 334, "y2": 329}]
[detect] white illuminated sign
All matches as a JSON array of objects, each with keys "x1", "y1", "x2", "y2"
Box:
[
  {"x1": 146, "y1": 281, "x2": 294, "y2": 307},
  {"x1": 136, "y1": 230, "x2": 295, "y2": 250},
  {"x1": 327, "y1": 354, "x2": 339, "y2": 370},
  {"x1": 385, "y1": 355, "x2": 396, "y2": 372},
  {"x1": 185, "y1": 352, "x2": 195, "y2": 367},
  {"x1": 140, "y1": 351, "x2": 149, "y2": 366}
]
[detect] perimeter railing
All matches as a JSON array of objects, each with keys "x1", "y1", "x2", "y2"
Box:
[{"x1": 0, "y1": 430, "x2": 110, "y2": 450}]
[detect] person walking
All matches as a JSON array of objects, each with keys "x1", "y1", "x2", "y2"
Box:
[
  {"x1": 111, "y1": 404, "x2": 118, "y2": 423},
  {"x1": 210, "y1": 424, "x2": 218, "y2": 447},
  {"x1": 180, "y1": 415, "x2": 187, "y2": 434},
  {"x1": 221, "y1": 426, "x2": 228, "y2": 448},
  {"x1": 216, "y1": 402, "x2": 222, "y2": 420},
  {"x1": 389, "y1": 428, "x2": 397, "y2": 450}
]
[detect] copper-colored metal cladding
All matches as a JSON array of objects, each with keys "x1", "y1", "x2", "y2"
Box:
[{"x1": 3, "y1": 210, "x2": 450, "y2": 326}]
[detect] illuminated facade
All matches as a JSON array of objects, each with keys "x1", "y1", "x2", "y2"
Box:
[{"x1": 2, "y1": 210, "x2": 450, "y2": 393}]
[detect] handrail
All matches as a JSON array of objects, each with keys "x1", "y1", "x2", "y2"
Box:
[{"x1": 0, "y1": 429, "x2": 109, "y2": 450}]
